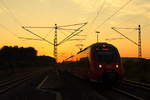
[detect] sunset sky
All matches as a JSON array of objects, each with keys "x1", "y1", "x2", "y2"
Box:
[{"x1": 0, "y1": 0, "x2": 150, "y2": 62}]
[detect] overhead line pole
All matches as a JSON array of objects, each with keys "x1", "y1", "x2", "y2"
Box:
[
  {"x1": 112, "y1": 25, "x2": 142, "y2": 58},
  {"x1": 138, "y1": 25, "x2": 142, "y2": 58},
  {"x1": 54, "y1": 24, "x2": 58, "y2": 61},
  {"x1": 22, "y1": 22, "x2": 87, "y2": 62}
]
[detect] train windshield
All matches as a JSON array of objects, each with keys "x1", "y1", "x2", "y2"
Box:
[{"x1": 93, "y1": 47, "x2": 120, "y2": 63}]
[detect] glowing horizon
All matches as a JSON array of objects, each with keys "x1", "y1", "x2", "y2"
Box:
[{"x1": 0, "y1": 0, "x2": 150, "y2": 62}]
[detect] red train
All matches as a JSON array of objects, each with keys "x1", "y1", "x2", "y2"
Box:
[{"x1": 60, "y1": 42, "x2": 124, "y2": 85}]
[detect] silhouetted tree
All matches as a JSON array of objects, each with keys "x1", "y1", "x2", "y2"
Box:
[{"x1": 0, "y1": 46, "x2": 56, "y2": 68}]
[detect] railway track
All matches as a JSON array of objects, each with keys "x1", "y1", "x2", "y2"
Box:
[
  {"x1": 89, "y1": 79, "x2": 150, "y2": 100},
  {"x1": 60, "y1": 72, "x2": 150, "y2": 100},
  {"x1": 11, "y1": 71, "x2": 147, "y2": 100},
  {"x1": 122, "y1": 79, "x2": 150, "y2": 90},
  {"x1": 92, "y1": 84, "x2": 141, "y2": 100},
  {"x1": 0, "y1": 72, "x2": 31, "y2": 85},
  {"x1": 96, "y1": 79, "x2": 150, "y2": 100},
  {"x1": 114, "y1": 79, "x2": 150, "y2": 100},
  {"x1": 0, "y1": 72, "x2": 34, "y2": 94},
  {"x1": 112, "y1": 87, "x2": 144, "y2": 100},
  {"x1": 0, "y1": 68, "x2": 48, "y2": 94},
  {"x1": 60, "y1": 73, "x2": 138, "y2": 100}
]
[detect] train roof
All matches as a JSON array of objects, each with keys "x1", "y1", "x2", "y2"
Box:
[
  {"x1": 63, "y1": 42, "x2": 117, "y2": 61},
  {"x1": 77, "y1": 42, "x2": 115, "y2": 54},
  {"x1": 91, "y1": 42, "x2": 115, "y2": 47},
  {"x1": 64, "y1": 55, "x2": 74, "y2": 61}
]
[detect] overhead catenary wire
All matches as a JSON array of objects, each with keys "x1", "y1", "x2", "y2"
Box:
[
  {"x1": 0, "y1": 7, "x2": 19, "y2": 38},
  {"x1": 0, "y1": 0, "x2": 22, "y2": 26},
  {"x1": 143, "y1": 24, "x2": 150, "y2": 29},
  {"x1": 92, "y1": 0, "x2": 98, "y2": 8},
  {"x1": 22, "y1": 26, "x2": 54, "y2": 45},
  {"x1": 44, "y1": 28, "x2": 54, "y2": 39},
  {"x1": 82, "y1": 0, "x2": 106, "y2": 42},
  {"x1": 58, "y1": 27, "x2": 79, "y2": 31},
  {"x1": 0, "y1": 0, "x2": 24, "y2": 40},
  {"x1": 18, "y1": 37, "x2": 43, "y2": 41},
  {"x1": 105, "y1": 38, "x2": 124, "y2": 41},
  {"x1": 0, "y1": 24, "x2": 19, "y2": 37},
  {"x1": 59, "y1": 30, "x2": 83, "y2": 44},
  {"x1": 58, "y1": 22, "x2": 88, "y2": 27},
  {"x1": 57, "y1": 23, "x2": 87, "y2": 46},
  {"x1": 116, "y1": 3, "x2": 150, "y2": 28},
  {"x1": 95, "y1": 0, "x2": 133, "y2": 30},
  {"x1": 112, "y1": 27, "x2": 138, "y2": 45},
  {"x1": 90, "y1": 0, "x2": 106, "y2": 25},
  {"x1": 58, "y1": 29, "x2": 69, "y2": 37}
]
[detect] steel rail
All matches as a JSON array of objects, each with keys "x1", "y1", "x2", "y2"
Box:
[
  {"x1": 112, "y1": 87, "x2": 144, "y2": 100},
  {"x1": 0, "y1": 69, "x2": 47, "y2": 94},
  {"x1": 0, "y1": 75, "x2": 32, "y2": 94},
  {"x1": 123, "y1": 79, "x2": 150, "y2": 90},
  {"x1": 113, "y1": 80, "x2": 150, "y2": 100},
  {"x1": 0, "y1": 72, "x2": 31, "y2": 84}
]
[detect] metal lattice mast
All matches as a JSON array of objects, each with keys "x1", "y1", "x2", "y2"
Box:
[
  {"x1": 54, "y1": 24, "x2": 58, "y2": 61},
  {"x1": 138, "y1": 25, "x2": 142, "y2": 58}
]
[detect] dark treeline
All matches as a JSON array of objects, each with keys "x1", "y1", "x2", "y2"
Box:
[
  {"x1": 0, "y1": 46, "x2": 56, "y2": 69},
  {"x1": 122, "y1": 58, "x2": 150, "y2": 84}
]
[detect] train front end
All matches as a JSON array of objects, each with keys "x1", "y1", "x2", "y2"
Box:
[{"x1": 90, "y1": 43, "x2": 124, "y2": 84}]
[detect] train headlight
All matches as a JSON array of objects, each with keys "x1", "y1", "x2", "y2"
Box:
[
  {"x1": 116, "y1": 64, "x2": 119, "y2": 68},
  {"x1": 99, "y1": 65, "x2": 102, "y2": 68}
]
